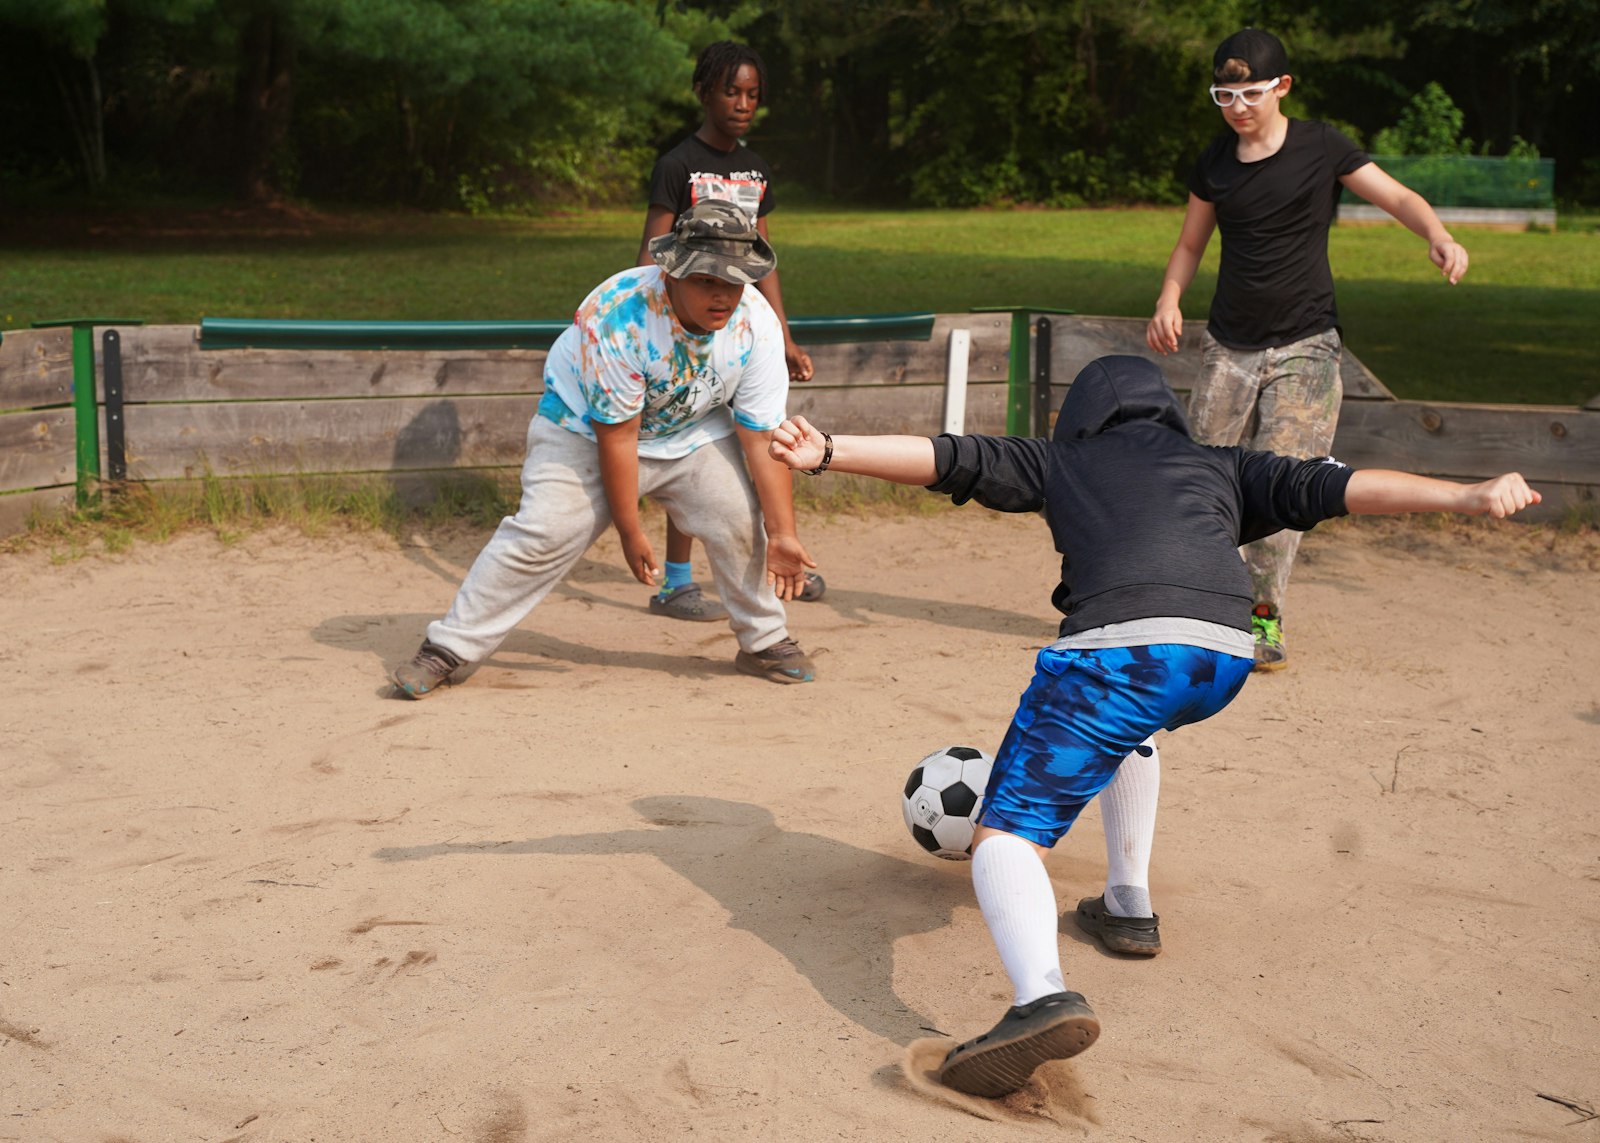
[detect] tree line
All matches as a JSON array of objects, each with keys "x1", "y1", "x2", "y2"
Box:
[{"x1": 1, "y1": 0, "x2": 1595, "y2": 212}]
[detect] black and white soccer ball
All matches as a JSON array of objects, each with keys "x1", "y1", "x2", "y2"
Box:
[{"x1": 901, "y1": 745, "x2": 995, "y2": 860}]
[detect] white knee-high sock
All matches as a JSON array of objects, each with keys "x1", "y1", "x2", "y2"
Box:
[
  {"x1": 1099, "y1": 737, "x2": 1160, "y2": 918},
  {"x1": 971, "y1": 833, "x2": 1065, "y2": 1006}
]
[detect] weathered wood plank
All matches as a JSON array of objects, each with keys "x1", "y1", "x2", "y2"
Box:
[
  {"x1": 0, "y1": 406, "x2": 76, "y2": 490},
  {"x1": 121, "y1": 395, "x2": 540, "y2": 478},
  {"x1": 119, "y1": 383, "x2": 1010, "y2": 479},
  {"x1": 0, "y1": 485, "x2": 74, "y2": 538},
  {"x1": 1339, "y1": 350, "x2": 1395, "y2": 401},
  {"x1": 116, "y1": 325, "x2": 550, "y2": 402},
  {"x1": 791, "y1": 314, "x2": 1012, "y2": 388},
  {"x1": 1041, "y1": 314, "x2": 1395, "y2": 400},
  {"x1": 0, "y1": 327, "x2": 75, "y2": 410},
  {"x1": 111, "y1": 315, "x2": 1013, "y2": 403},
  {"x1": 789, "y1": 381, "x2": 1009, "y2": 436},
  {"x1": 1034, "y1": 386, "x2": 1599, "y2": 485},
  {"x1": 1331, "y1": 402, "x2": 1600, "y2": 483}
]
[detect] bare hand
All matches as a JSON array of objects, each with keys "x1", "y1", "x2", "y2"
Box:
[
  {"x1": 1430, "y1": 238, "x2": 1469, "y2": 285},
  {"x1": 1461, "y1": 473, "x2": 1540, "y2": 518},
  {"x1": 1146, "y1": 302, "x2": 1183, "y2": 355},
  {"x1": 769, "y1": 415, "x2": 827, "y2": 472},
  {"x1": 619, "y1": 529, "x2": 659, "y2": 586},
  {"x1": 765, "y1": 532, "x2": 818, "y2": 600},
  {"x1": 785, "y1": 341, "x2": 814, "y2": 383}
]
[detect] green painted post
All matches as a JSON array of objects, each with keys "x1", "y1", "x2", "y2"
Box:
[
  {"x1": 972, "y1": 306, "x2": 1074, "y2": 436},
  {"x1": 31, "y1": 318, "x2": 144, "y2": 504},
  {"x1": 69, "y1": 325, "x2": 97, "y2": 500}
]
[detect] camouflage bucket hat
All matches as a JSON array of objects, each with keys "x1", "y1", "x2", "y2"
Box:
[{"x1": 648, "y1": 199, "x2": 776, "y2": 284}]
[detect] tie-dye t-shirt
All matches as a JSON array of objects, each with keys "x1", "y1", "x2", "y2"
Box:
[{"x1": 538, "y1": 265, "x2": 788, "y2": 460}]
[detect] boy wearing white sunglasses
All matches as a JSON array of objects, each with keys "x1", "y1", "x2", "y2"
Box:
[{"x1": 1147, "y1": 28, "x2": 1468, "y2": 678}]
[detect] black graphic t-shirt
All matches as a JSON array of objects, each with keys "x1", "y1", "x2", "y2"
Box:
[
  {"x1": 648, "y1": 133, "x2": 773, "y2": 222},
  {"x1": 1188, "y1": 119, "x2": 1370, "y2": 350}
]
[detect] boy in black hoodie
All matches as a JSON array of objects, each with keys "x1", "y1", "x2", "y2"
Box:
[{"x1": 768, "y1": 354, "x2": 1538, "y2": 1098}]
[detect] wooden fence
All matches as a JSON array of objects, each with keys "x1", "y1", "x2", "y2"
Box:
[{"x1": 2, "y1": 313, "x2": 1597, "y2": 537}]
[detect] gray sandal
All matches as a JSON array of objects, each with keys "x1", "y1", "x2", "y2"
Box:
[{"x1": 648, "y1": 583, "x2": 728, "y2": 622}]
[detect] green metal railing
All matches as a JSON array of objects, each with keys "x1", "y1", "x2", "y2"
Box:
[
  {"x1": 200, "y1": 318, "x2": 571, "y2": 351},
  {"x1": 199, "y1": 312, "x2": 937, "y2": 352}
]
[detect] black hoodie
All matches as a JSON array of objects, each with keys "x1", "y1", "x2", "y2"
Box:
[{"x1": 926, "y1": 355, "x2": 1353, "y2": 637}]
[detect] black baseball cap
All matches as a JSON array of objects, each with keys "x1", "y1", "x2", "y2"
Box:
[{"x1": 1213, "y1": 29, "x2": 1289, "y2": 82}]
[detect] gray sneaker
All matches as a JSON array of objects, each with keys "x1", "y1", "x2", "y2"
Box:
[
  {"x1": 392, "y1": 640, "x2": 465, "y2": 699},
  {"x1": 734, "y1": 638, "x2": 815, "y2": 684}
]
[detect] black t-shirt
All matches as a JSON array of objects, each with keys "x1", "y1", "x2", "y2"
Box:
[
  {"x1": 1187, "y1": 119, "x2": 1370, "y2": 350},
  {"x1": 648, "y1": 134, "x2": 774, "y2": 222}
]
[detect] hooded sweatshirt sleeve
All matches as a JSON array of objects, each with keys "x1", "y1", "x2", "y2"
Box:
[
  {"x1": 927, "y1": 433, "x2": 1051, "y2": 513},
  {"x1": 1236, "y1": 451, "x2": 1354, "y2": 543}
]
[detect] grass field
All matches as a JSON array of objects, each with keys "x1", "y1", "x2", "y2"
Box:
[{"x1": 2, "y1": 204, "x2": 1596, "y2": 405}]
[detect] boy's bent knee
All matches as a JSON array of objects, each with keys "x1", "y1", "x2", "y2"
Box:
[{"x1": 972, "y1": 825, "x2": 1053, "y2": 857}]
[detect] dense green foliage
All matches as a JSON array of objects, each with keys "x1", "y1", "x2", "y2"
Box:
[
  {"x1": 1, "y1": 0, "x2": 1597, "y2": 209},
  {"x1": 3, "y1": 206, "x2": 1595, "y2": 406}
]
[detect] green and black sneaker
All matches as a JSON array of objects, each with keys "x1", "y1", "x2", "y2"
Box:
[{"x1": 1251, "y1": 602, "x2": 1287, "y2": 672}]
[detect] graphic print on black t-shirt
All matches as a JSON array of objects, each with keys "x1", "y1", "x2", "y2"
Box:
[
  {"x1": 650, "y1": 134, "x2": 773, "y2": 223},
  {"x1": 1187, "y1": 119, "x2": 1370, "y2": 350},
  {"x1": 684, "y1": 170, "x2": 766, "y2": 218}
]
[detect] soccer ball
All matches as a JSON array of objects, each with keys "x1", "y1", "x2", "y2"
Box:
[{"x1": 901, "y1": 745, "x2": 995, "y2": 860}]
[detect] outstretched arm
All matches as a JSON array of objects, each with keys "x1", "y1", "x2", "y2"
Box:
[
  {"x1": 769, "y1": 416, "x2": 938, "y2": 485},
  {"x1": 1340, "y1": 163, "x2": 1469, "y2": 284},
  {"x1": 1345, "y1": 470, "x2": 1539, "y2": 519}
]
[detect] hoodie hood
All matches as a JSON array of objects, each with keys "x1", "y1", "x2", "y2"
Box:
[{"x1": 1053, "y1": 355, "x2": 1191, "y2": 442}]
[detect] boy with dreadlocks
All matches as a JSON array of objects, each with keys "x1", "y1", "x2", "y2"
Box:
[{"x1": 635, "y1": 40, "x2": 825, "y2": 622}]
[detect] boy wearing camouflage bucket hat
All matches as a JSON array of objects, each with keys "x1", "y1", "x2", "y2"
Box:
[{"x1": 392, "y1": 199, "x2": 818, "y2": 697}]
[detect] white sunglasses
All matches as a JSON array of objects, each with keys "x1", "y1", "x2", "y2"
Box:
[{"x1": 1209, "y1": 77, "x2": 1281, "y2": 107}]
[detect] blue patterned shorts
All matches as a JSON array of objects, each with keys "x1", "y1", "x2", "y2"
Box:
[{"x1": 978, "y1": 644, "x2": 1254, "y2": 847}]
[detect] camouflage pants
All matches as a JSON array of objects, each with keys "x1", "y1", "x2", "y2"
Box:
[{"x1": 1188, "y1": 328, "x2": 1343, "y2": 611}]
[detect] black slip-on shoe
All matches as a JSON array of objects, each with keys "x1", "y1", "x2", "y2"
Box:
[
  {"x1": 1073, "y1": 894, "x2": 1162, "y2": 956},
  {"x1": 937, "y1": 991, "x2": 1100, "y2": 1098}
]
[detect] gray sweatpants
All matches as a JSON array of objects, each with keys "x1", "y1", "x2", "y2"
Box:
[
  {"x1": 1188, "y1": 328, "x2": 1343, "y2": 611},
  {"x1": 427, "y1": 415, "x2": 790, "y2": 662}
]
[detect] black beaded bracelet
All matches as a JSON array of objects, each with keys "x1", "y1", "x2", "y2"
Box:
[{"x1": 802, "y1": 431, "x2": 834, "y2": 476}]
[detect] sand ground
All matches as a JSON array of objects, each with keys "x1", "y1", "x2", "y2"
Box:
[{"x1": 3, "y1": 505, "x2": 1597, "y2": 1143}]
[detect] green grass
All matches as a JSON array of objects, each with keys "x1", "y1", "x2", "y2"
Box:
[{"x1": 2, "y1": 204, "x2": 1596, "y2": 405}]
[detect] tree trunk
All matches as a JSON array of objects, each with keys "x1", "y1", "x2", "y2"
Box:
[
  {"x1": 54, "y1": 57, "x2": 107, "y2": 191},
  {"x1": 235, "y1": 8, "x2": 297, "y2": 204}
]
